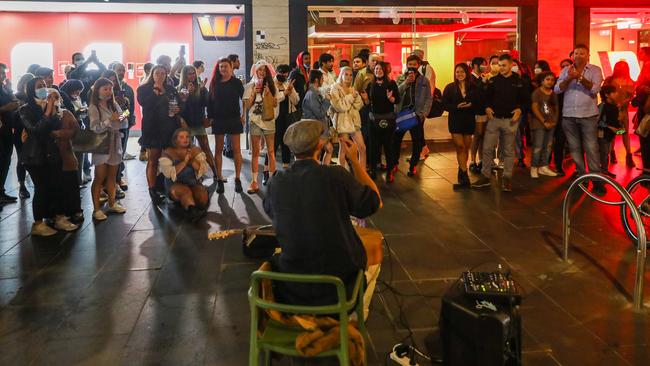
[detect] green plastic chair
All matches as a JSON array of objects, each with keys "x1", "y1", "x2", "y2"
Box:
[{"x1": 248, "y1": 269, "x2": 367, "y2": 366}]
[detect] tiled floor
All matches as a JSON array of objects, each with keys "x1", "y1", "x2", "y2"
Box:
[{"x1": 0, "y1": 138, "x2": 649, "y2": 366}]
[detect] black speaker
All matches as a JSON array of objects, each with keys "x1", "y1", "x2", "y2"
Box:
[{"x1": 440, "y1": 281, "x2": 522, "y2": 366}]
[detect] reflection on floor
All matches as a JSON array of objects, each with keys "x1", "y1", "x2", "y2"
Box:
[{"x1": 0, "y1": 138, "x2": 649, "y2": 366}]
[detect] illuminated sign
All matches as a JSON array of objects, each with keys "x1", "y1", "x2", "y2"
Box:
[{"x1": 196, "y1": 15, "x2": 244, "y2": 41}]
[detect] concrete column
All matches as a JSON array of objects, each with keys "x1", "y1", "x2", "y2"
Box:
[{"x1": 251, "y1": 0, "x2": 291, "y2": 69}]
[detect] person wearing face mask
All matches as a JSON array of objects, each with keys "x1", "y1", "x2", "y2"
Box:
[
  {"x1": 554, "y1": 44, "x2": 605, "y2": 195},
  {"x1": 393, "y1": 55, "x2": 433, "y2": 177},
  {"x1": 472, "y1": 54, "x2": 528, "y2": 192},
  {"x1": 534, "y1": 60, "x2": 551, "y2": 76},
  {"x1": 59, "y1": 79, "x2": 88, "y2": 186},
  {"x1": 0, "y1": 63, "x2": 21, "y2": 204},
  {"x1": 19, "y1": 78, "x2": 78, "y2": 235},
  {"x1": 288, "y1": 51, "x2": 311, "y2": 112},
  {"x1": 68, "y1": 51, "x2": 107, "y2": 104},
  {"x1": 88, "y1": 77, "x2": 127, "y2": 221},
  {"x1": 101, "y1": 70, "x2": 128, "y2": 200}
]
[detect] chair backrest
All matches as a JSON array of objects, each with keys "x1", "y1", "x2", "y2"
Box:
[{"x1": 248, "y1": 270, "x2": 363, "y2": 319}]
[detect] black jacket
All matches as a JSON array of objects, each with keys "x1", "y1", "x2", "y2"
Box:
[
  {"x1": 19, "y1": 104, "x2": 61, "y2": 165},
  {"x1": 442, "y1": 82, "x2": 480, "y2": 124}
]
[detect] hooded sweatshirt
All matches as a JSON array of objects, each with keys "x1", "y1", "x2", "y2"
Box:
[{"x1": 288, "y1": 52, "x2": 310, "y2": 109}]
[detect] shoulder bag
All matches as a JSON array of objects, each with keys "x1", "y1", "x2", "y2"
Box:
[{"x1": 72, "y1": 129, "x2": 110, "y2": 154}]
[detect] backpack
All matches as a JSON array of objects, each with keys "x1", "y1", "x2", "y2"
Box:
[{"x1": 428, "y1": 87, "x2": 444, "y2": 118}]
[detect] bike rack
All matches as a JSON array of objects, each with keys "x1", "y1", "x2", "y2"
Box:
[{"x1": 562, "y1": 173, "x2": 647, "y2": 311}]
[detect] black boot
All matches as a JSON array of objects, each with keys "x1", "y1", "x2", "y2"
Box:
[
  {"x1": 262, "y1": 171, "x2": 270, "y2": 185},
  {"x1": 216, "y1": 179, "x2": 225, "y2": 194},
  {"x1": 149, "y1": 188, "x2": 164, "y2": 204}
]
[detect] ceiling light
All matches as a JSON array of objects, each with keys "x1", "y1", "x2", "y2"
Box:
[
  {"x1": 460, "y1": 11, "x2": 470, "y2": 25},
  {"x1": 631, "y1": 23, "x2": 643, "y2": 29},
  {"x1": 334, "y1": 9, "x2": 343, "y2": 24},
  {"x1": 617, "y1": 21, "x2": 631, "y2": 29}
]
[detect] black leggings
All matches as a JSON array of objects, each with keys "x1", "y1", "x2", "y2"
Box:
[
  {"x1": 12, "y1": 127, "x2": 27, "y2": 184},
  {"x1": 0, "y1": 130, "x2": 12, "y2": 193},
  {"x1": 369, "y1": 117, "x2": 396, "y2": 172},
  {"x1": 24, "y1": 163, "x2": 64, "y2": 221}
]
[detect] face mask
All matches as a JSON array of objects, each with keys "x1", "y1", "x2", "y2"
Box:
[
  {"x1": 276, "y1": 75, "x2": 287, "y2": 83},
  {"x1": 303, "y1": 63, "x2": 310, "y2": 70},
  {"x1": 99, "y1": 94, "x2": 112, "y2": 101},
  {"x1": 511, "y1": 66, "x2": 519, "y2": 74},
  {"x1": 74, "y1": 60, "x2": 84, "y2": 67},
  {"x1": 407, "y1": 67, "x2": 419, "y2": 74},
  {"x1": 479, "y1": 65, "x2": 488, "y2": 73},
  {"x1": 490, "y1": 64, "x2": 499, "y2": 73},
  {"x1": 35, "y1": 88, "x2": 48, "y2": 100},
  {"x1": 534, "y1": 68, "x2": 542, "y2": 75}
]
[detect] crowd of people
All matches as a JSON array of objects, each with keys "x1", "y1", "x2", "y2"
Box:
[{"x1": 1, "y1": 43, "x2": 649, "y2": 237}]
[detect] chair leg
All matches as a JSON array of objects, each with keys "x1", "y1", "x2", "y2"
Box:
[{"x1": 263, "y1": 350, "x2": 271, "y2": 366}]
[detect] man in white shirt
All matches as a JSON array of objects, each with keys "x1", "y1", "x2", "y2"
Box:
[{"x1": 318, "y1": 53, "x2": 337, "y2": 96}]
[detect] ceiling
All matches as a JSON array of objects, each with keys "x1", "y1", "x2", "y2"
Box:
[{"x1": 591, "y1": 7, "x2": 650, "y2": 30}]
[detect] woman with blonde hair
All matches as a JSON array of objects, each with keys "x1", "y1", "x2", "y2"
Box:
[
  {"x1": 330, "y1": 66, "x2": 365, "y2": 169},
  {"x1": 243, "y1": 60, "x2": 282, "y2": 194}
]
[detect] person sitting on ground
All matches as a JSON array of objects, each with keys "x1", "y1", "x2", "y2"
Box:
[
  {"x1": 263, "y1": 119, "x2": 382, "y2": 311},
  {"x1": 158, "y1": 128, "x2": 210, "y2": 222}
]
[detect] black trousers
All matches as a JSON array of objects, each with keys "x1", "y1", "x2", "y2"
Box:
[
  {"x1": 393, "y1": 116, "x2": 424, "y2": 168},
  {"x1": 62, "y1": 170, "x2": 81, "y2": 216},
  {"x1": 12, "y1": 126, "x2": 26, "y2": 184},
  {"x1": 0, "y1": 129, "x2": 12, "y2": 194},
  {"x1": 640, "y1": 134, "x2": 650, "y2": 171},
  {"x1": 598, "y1": 137, "x2": 612, "y2": 172},
  {"x1": 360, "y1": 106, "x2": 371, "y2": 165},
  {"x1": 25, "y1": 163, "x2": 64, "y2": 221},
  {"x1": 369, "y1": 117, "x2": 396, "y2": 173},
  {"x1": 552, "y1": 121, "x2": 567, "y2": 171}
]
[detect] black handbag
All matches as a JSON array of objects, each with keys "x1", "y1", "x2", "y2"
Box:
[
  {"x1": 427, "y1": 88, "x2": 444, "y2": 118},
  {"x1": 72, "y1": 129, "x2": 110, "y2": 154}
]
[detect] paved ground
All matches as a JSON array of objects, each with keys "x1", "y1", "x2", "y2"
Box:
[{"x1": 0, "y1": 137, "x2": 649, "y2": 366}]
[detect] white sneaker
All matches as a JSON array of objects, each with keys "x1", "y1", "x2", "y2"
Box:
[
  {"x1": 538, "y1": 166, "x2": 558, "y2": 177},
  {"x1": 54, "y1": 216, "x2": 79, "y2": 231},
  {"x1": 108, "y1": 203, "x2": 126, "y2": 214},
  {"x1": 31, "y1": 221, "x2": 57, "y2": 237},
  {"x1": 530, "y1": 167, "x2": 539, "y2": 179},
  {"x1": 93, "y1": 210, "x2": 108, "y2": 221},
  {"x1": 123, "y1": 153, "x2": 136, "y2": 160}
]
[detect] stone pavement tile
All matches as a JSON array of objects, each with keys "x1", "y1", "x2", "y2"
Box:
[
  {"x1": 122, "y1": 293, "x2": 216, "y2": 366},
  {"x1": 0, "y1": 253, "x2": 40, "y2": 279},
  {"x1": 0, "y1": 278, "x2": 20, "y2": 306},
  {"x1": 102, "y1": 230, "x2": 175, "y2": 272},
  {"x1": 387, "y1": 233, "x2": 464, "y2": 280},
  {"x1": 374, "y1": 281, "x2": 438, "y2": 332},
  {"x1": 522, "y1": 351, "x2": 562, "y2": 366},
  {"x1": 211, "y1": 263, "x2": 257, "y2": 330},
  {"x1": 616, "y1": 344, "x2": 650, "y2": 366},
  {"x1": 30, "y1": 334, "x2": 129, "y2": 366},
  {"x1": 9, "y1": 271, "x2": 94, "y2": 307},
  {"x1": 0, "y1": 305, "x2": 67, "y2": 365},
  {"x1": 55, "y1": 269, "x2": 157, "y2": 338},
  {"x1": 203, "y1": 325, "x2": 249, "y2": 366}
]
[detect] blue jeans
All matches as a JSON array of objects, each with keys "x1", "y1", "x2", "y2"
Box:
[
  {"x1": 562, "y1": 116, "x2": 600, "y2": 174},
  {"x1": 531, "y1": 127, "x2": 555, "y2": 167}
]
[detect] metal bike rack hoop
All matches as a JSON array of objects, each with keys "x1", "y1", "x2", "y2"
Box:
[{"x1": 562, "y1": 173, "x2": 647, "y2": 311}]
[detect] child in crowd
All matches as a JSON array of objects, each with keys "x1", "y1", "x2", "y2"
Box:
[{"x1": 598, "y1": 85, "x2": 624, "y2": 178}]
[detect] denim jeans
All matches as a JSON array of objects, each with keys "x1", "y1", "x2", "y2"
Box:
[
  {"x1": 531, "y1": 127, "x2": 555, "y2": 167},
  {"x1": 562, "y1": 116, "x2": 600, "y2": 174},
  {"x1": 481, "y1": 118, "x2": 517, "y2": 178}
]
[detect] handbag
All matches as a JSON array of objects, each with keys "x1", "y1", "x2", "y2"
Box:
[
  {"x1": 71, "y1": 129, "x2": 110, "y2": 154},
  {"x1": 636, "y1": 114, "x2": 650, "y2": 138},
  {"x1": 427, "y1": 88, "x2": 444, "y2": 118},
  {"x1": 396, "y1": 108, "x2": 418, "y2": 133},
  {"x1": 262, "y1": 93, "x2": 276, "y2": 121}
]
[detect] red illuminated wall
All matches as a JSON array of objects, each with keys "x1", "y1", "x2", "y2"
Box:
[
  {"x1": 0, "y1": 12, "x2": 194, "y2": 129},
  {"x1": 537, "y1": 0, "x2": 574, "y2": 74}
]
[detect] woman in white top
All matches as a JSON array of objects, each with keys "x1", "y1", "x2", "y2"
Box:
[
  {"x1": 243, "y1": 60, "x2": 282, "y2": 194},
  {"x1": 88, "y1": 77, "x2": 126, "y2": 221},
  {"x1": 329, "y1": 66, "x2": 365, "y2": 169}
]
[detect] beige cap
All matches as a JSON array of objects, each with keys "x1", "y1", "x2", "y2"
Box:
[{"x1": 283, "y1": 119, "x2": 324, "y2": 155}]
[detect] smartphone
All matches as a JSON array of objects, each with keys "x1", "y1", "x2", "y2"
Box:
[{"x1": 122, "y1": 110, "x2": 131, "y2": 118}]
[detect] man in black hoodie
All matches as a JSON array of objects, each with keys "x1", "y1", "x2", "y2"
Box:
[{"x1": 288, "y1": 51, "x2": 311, "y2": 111}]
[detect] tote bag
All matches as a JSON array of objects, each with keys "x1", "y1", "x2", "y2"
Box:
[
  {"x1": 71, "y1": 129, "x2": 110, "y2": 154},
  {"x1": 396, "y1": 108, "x2": 418, "y2": 133}
]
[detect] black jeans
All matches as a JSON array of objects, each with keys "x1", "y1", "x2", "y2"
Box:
[
  {"x1": 25, "y1": 163, "x2": 64, "y2": 221},
  {"x1": 117, "y1": 128, "x2": 129, "y2": 181},
  {"x1": 598, "y1": 137, "x2": 612, "y2": 172},
  {"x1": 369, "y1": 116, "x2": 396, "y2": 173},
  {"x1": 0, "y1": 129, "x2": 12, "y2": 194},
  {"x1": 551, "y1": 121, "x2": 566, "y2": 171},
  {"x1": 393, "y1": 116, "x2": 424, "y2": 168},
  {"x1": 62, "y1": 170, "x2": 81, "y2": 216}
]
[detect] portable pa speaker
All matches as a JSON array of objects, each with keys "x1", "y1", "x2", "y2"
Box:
[{"x1": 439, "y1": 281, "x2": 522, "y2": 366}]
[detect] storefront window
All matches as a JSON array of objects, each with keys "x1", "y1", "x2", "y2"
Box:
[{"x1": 307, "y1": 6, "x2": 518, "y2": 89}]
